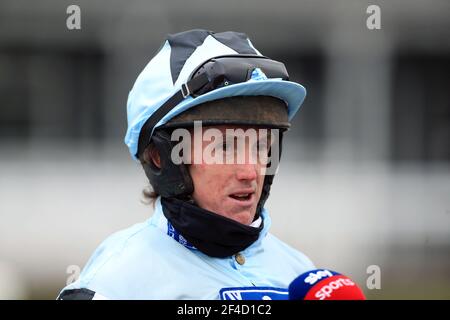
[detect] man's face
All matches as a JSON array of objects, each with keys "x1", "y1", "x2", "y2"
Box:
[{"x1": 188, "y1": 125, "x2": 269, "y2": 225}]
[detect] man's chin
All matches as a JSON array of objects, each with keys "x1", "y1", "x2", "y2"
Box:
[{"x1": 222, "y1": 209, "x2": 256, "y2": 226}]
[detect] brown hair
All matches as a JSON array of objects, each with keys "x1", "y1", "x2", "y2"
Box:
[
  {"x1": 142, "y1": 184, "x2": 159, "y2": 207},
  {"x1": 140, "y1": 144, "x2": 160, "y2": 207}
]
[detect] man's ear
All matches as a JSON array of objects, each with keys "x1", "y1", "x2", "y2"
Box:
[{"x1": 143, "y1": 145, "x2": 161, "y2": 169}]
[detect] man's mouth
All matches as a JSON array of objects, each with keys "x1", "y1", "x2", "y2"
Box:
[
  {"x1": 229, "y1": 193, "x2": 252, "y2": 201},
  {"x1": 228, "y1": 190, "x2": 255, "y2": 205}
]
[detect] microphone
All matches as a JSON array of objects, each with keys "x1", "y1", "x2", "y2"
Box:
[{"x1": 288, "y1": 269, "x2": 366, "y2": 300}]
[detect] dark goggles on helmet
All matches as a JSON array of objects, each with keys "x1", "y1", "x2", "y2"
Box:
[
  {"x1": 185, "y1": 55, "x2": 289, "y2": 97},
  {"x1": 137, "y1": 55, "x2": 290, "y2": 158}
]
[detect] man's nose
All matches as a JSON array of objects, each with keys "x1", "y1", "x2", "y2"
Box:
[{"x1": 235, "y1": 163, "x2": 258, "y2": 181}]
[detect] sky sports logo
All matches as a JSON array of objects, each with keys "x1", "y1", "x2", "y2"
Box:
[
  {"x1": 304, "y1": 270, "x2": 334, "y2": 285},
  {"x1": 290, "y1": 269, "x2": 367, "y2": 300},
  {"x1": 314, "y1": 277, "x2": 356, "y2": 300}
]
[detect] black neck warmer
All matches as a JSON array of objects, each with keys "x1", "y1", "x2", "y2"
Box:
[{"x1": 161, "y1": 197, "x2": 264, "y2": 258}]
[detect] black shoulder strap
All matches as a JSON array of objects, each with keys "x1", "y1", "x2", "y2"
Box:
[{"x1": 57, "y1": 288, "x2": 96, "y2": 300}]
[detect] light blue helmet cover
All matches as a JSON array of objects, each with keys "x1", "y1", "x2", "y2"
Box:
[{"x1": 125, "y1": 29, "x2": 306, "y2": 160}]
